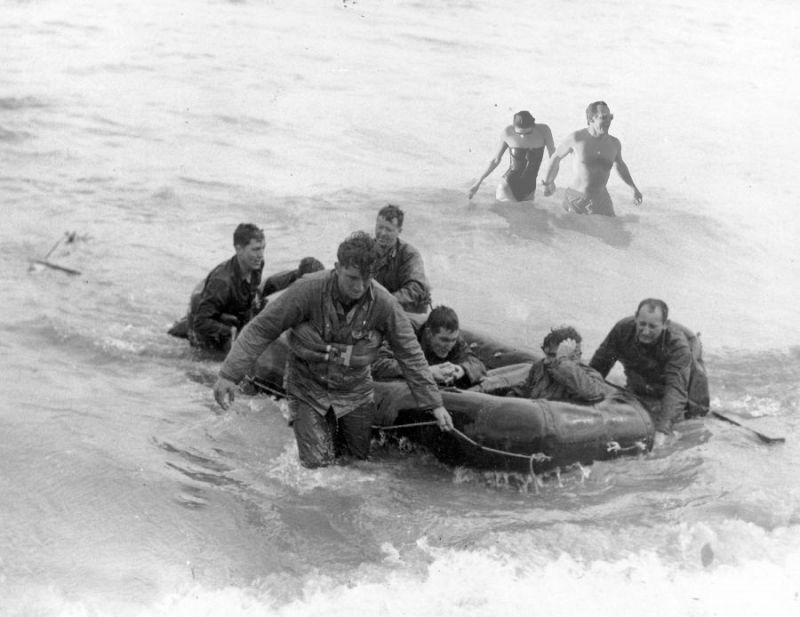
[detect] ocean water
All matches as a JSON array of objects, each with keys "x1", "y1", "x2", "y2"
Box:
[{"x1": 1, "y1": 0, "x2": 799, "y2": 615}]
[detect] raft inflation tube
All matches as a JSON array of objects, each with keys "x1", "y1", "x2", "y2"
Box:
[
  {"x1": 372, "y1": 382, "x2": 653, "y2": 473},
  {"x1": 250, "y1": 325, "x2": 654, "y2": 474}
]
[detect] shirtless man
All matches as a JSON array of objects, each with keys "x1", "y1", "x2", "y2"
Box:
[{"x1": 542, "y1": 101, "x2": 642, "y2": 216}]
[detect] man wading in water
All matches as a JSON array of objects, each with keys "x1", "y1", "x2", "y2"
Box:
[
  {"x1": 542, "y1": 101, "x2": 642, "y2": 216},
  {"x1": 212, "y1": 231, "x2": 453, "y2": 468}
]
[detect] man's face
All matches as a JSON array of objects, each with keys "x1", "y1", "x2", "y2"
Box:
[
  {"x1": 375, "y1": 215, "x2": 401, "y2": 251},
  {"x1": 589, "y1": 105, "x2": 614, "y2": 135},
  {"x1": 334, "y1": 263, "x2": 371, "y2": 302},
  {"x1": 635, "y1": 306, "x2": 666, "y2": 345},
  {"x1": 235, "y1": 238, "x2": 265, "y2": 273},
  {"x1": 426, "y1": 327, "x2": 459, "y2": 360}
]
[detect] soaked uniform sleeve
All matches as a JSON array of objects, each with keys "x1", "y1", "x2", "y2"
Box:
[
  {"x1": 589, "y1": 320, "x2": 625, "y2": 377},
  {"x1": 450, "y1": 337, "x2": 487, "y2": 387},
  {"x1": 219, "y1": 282, "x2": 311, "y2": 382},
  {"x1": 193, "y1": 278, "x2": 235, "y2": 343},
  {"x1": 393, "y1": 244, "x2": 431, "y2": 312},
  {"x1": 507, "y1": 362, "x2": 538, "y2": 398},
  {"x1": 548, "y1": 360, "x2": 610, "y2": 403},
  {"x1": 656, "y1": 334, "x2": 692, "y2": 433},
  {"x1": 370, "y1": 342, "x2": 403, "y2": 380},
  {"x1": 381, "y1": 301, "x2": 442, "y2": 409}
]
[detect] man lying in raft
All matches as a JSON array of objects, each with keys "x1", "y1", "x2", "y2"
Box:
[
  {"x1": 589, "y1": 298, "x2": 710, "y2": 447},
  {"x1": 372, "y1": 305, "x2": 487, "y2": 389},
  {"x1": 212, "y1": 231, "x2": 453, "y2": 468},
  {"x1": 505, "y1": 326, "x2": 615, "y2": 403}
]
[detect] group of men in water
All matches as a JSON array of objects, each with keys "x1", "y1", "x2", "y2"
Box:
[
  {"x1": 170, "y1": 195, "x2": 709, "y2": 467},
  {"x1": 468, "y1": 101, "x2": 643, "y2": 215}
]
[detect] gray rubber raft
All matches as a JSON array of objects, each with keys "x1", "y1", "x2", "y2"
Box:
[{"x1": 251, "y1": 326, "x2": 654, "y2": 474}]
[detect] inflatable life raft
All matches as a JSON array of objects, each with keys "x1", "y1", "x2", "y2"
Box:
[{"x1": 250, "y1": 325, "x2": 654, "y2": 474}]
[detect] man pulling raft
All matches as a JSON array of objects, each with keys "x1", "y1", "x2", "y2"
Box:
[{"x1": 212, "y1": 231, "x2": 453, "y2": 469}]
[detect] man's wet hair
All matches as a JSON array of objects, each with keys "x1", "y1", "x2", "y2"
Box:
[
  {"x1": 513, "y1": 110, "x2": 535, "y2": 129},
  {"x1": 297, "y1": 256, "x2": 324, "y2": 275},
  {"x1": 542, "y1": 325, "x2": 582, "y2": 350},
  {"x1": 233, "y1": 223, "x2": 264, "y2": 248},
  {"x1": 426, "y1": 305, "x2": 460, "y2": 333},
  {"x1": 377, "y1": 203, "x2": 404, "y2": 229},
  {"x1": 585, "y1": 101, "x2": 609, "y2": 124},
  {"x1": 337, "y1": 231, "x2": 378, "y2": 277},
  {"x1": 636, "y1": 298, "x2": 669, "y2": 323}
]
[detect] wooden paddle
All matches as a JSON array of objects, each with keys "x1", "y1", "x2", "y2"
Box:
[{"x1": 711, "y1": 411, "x2": 785, "y2": 444}]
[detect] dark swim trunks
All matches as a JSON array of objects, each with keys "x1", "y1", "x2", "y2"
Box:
[
  {"x1": 562, "y1": 187, "x2": 615, "y2": 216},
  {"x1": 503, "y1": 146, "x2": 545, "y2": 201}
]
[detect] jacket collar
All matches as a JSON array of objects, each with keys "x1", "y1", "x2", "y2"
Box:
[
  {"x1": 232, "y1": 254, "x2": 260, "y2": 283},
  {"x1": 378, "y1": 239, "x2": 400, "y2": 261}
]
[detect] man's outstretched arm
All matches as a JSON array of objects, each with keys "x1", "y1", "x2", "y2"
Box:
[{"x1": 614, "y1": 145, "x2": 642, "y2": 205}]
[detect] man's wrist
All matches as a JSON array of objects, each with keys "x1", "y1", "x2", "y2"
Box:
[{"x1": 218, "y1": 371, "x2": 239, "y2": 384}]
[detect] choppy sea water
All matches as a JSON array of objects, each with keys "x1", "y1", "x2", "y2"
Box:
[{"x1": 2, "y1": 1, "x2": 799, "y2": 615}]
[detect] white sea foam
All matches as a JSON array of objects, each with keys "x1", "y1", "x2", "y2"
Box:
[{"x1": 133, "y1": 540, "x2": 800, "y2": 616}]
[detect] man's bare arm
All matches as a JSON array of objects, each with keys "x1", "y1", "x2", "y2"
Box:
[
  {"x1": 468, "y1": 140, "x2": 509, "y2": 199},
  {"x1": 541, "y1": 124, "x2": 556, "y2": 157},
  {"x1": 541, "y1": 133, "x2": 575, "y2": 195},
  {"x1": 614, "y1": 145, "x2": 643, "y2": 205}
]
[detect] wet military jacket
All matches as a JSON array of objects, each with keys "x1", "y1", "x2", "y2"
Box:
[
  {"x1": 220, "y1": 270, "x2": 442, "y2": 418},
  {"x1": 372, "y1": 323, "x2": 487, "y2": 388},
  {"x1": 514, "y1": 358, "x2": 613, "y2": 403},
  {"x1": 189, "y1": 256, "x2": 263, "y2": 349},
  {"x1": 589, "y1": 317, "x2": 693, "y2": 432},
  {"x1": 373, "y1": 239, "x2": 431, "y2": 314}
]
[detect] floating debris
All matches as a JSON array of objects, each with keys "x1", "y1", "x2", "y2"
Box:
[{"x1": 28, "y1": 230, "x2": 86, "y2": 276}]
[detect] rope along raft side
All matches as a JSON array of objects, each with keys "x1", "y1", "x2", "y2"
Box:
[{"x1": 244, "y1": 372, "x2": 654, "y2": 475}]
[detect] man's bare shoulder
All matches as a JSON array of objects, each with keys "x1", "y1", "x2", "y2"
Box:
[
  {"x1": 571, "y1": 128, "x2": 592, "y2": 142},
  {"x1": 554, "y1": 129, "x2": 580, "y2": 148}
]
